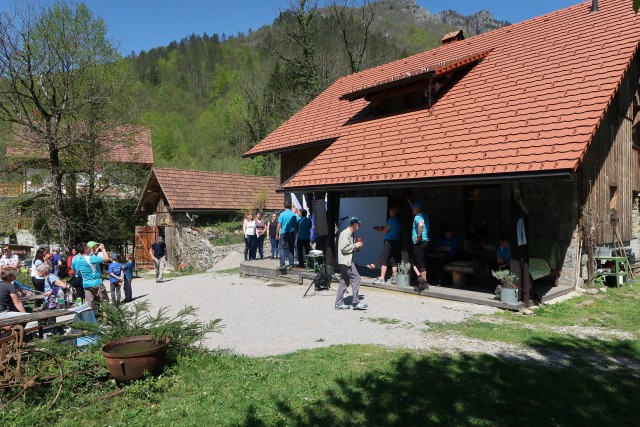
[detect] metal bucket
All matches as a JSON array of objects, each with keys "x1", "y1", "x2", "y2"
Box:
[
  {"x1": 102, "y1": 335, "x2": 170, "y2": 383},
  {"x1": 500, "y1": 287, "x2": 519, "y2": 305},
  {"x1": 396, "y1": 273, "x2": 411, "y2": 288}
]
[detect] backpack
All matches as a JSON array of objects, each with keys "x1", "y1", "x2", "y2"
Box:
[{"x1": 46, "y1": 276, "x2": 64, "y2": 310}]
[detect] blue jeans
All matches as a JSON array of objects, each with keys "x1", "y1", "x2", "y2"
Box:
[
  {"x1": 270, "y1": 236, "x2": 279, "y2": 258},
  {"x1": 279, "y1": 232, "x2": 295, "y2": 268}
]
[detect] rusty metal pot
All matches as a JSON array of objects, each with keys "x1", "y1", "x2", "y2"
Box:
[{"x1": 102, "y1": 335, "x2": 170, "y2": 383}]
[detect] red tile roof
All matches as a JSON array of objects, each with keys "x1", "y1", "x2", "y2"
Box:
[
  {"x1": 245, "y1": 0, "x2": 640, "y2": 190},
  {"x1": 142, "y1": 168, "x2": 283, "y2": 212},
  {"x1": 7, "y1": 125, "x2": 154, "y2": 166}
]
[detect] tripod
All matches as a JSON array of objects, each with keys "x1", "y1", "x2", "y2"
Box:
[{"x1": 303, "y1": 262, "x2": 339, "y2": 297}]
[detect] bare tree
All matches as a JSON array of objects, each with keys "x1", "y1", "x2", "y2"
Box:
[
  {"x1": 0, "y1": 1, "x2": 128, "y2": 246},
  {"x1": 266, "y1": 0, "x2": 320, "y2": 103},
  {"x1": 328, "y1": 0, "x2": 377, "y2": 73}
]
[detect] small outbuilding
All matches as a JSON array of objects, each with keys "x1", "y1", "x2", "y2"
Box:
[{"x1": 135, "y1": 168, "x2": 283, "y2": 268}]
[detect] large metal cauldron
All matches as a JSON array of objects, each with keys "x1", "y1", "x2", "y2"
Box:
[{"x1": 102, "y1": 335, "x2": 170, "y2": 383}]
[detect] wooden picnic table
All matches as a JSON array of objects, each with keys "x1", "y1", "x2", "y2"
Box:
[
  {"x1": 0, "y1": 309, "x2": 75, "y2": 329},
  {"x1": 19, "y1": 294, "x2": 46, "y2": 303}
]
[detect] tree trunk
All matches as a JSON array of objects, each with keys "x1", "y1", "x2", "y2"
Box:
[{"x1": 49, "y1": 142, "x2": 69, "y2": 247}]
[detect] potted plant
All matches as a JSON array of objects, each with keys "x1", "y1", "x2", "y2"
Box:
[
  {"x1": 491, "y1": 269, "x2": 519, "y2": 304},
  {"x1": 99, "y1": 301, "x2": 222, "y2": 383},
  {"x1": 396, "y1": 261, "x2": 412, "y2": 288}
]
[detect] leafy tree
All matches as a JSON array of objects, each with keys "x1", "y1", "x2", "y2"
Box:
[{"x1": 0, "y1": 1, "x2": 133, "y2": 246}]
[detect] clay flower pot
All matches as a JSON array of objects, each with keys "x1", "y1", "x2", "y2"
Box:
[{"x1": 102, "y1": 335, "x2": 170, "y2": 383}]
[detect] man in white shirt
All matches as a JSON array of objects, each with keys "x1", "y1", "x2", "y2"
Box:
[{"x1": 0, "y1": 245, "x2": 19, "y2": 272}]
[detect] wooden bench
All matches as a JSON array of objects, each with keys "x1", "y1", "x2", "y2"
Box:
[{"x1": 444, "y1": 260, "x2": 482, "y2": 286}]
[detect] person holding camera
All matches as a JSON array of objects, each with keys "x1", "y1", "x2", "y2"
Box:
[
  {"x1": 335, "y1": 217, "x2": 367, "y2": 310},
  {"x1": 72, "y1": 241, "x2": 110, "y2": 315}
]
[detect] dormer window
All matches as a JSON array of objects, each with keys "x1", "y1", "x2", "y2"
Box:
[{"x1": 340, "y1": 50, "x2": 492, "y2": 119}]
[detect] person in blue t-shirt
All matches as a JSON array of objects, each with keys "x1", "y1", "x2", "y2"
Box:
[
  {"x1": 411, "y1": 201, "x2": 430, "y2": 291},
  {"x1": 149, "y1": 236, "x2": 167, "y2": 283},
  {"x1": 122, "y1": 253, "x2": 135, "y2": 303},
  {"x1": 72, "y1": 241, "x2": 110, "y2": 315},
  {"x1": 107, "y1": 255, "x2": 124, "y2": 304},
  {"x1": 276, "y1": 200, "x2": 298, "y2": 269},
  {"x1": 371, "y1": 206, "x2": 402, "y2": 284},
  {"x1": 296, "y1": 209, "x2": 312, "y2": 268},
  {"x1": 433, "y1": 226, "x2": 458, "y2": 285},
  {"x1": 497, "y1": 236, "x2": 511, "y2": 269}
]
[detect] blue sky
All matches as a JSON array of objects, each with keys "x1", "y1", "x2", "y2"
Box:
[{"x1": 16, "y1": 0, "x2": 583, "y2": 54}]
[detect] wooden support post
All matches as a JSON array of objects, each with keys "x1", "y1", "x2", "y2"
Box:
[
  {"x1": 325, "y1": 192, "x2": 339, "y2": 267},
  {"x1": 401, "y1": 189, "x2": 410, "y2": 262}
]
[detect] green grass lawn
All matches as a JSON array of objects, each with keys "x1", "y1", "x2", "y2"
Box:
[
  {"x1": 4, "y1": 345, "x2": 637, "y2": 427},
  {"x1": 4, "y1": 285, "x2": 640, "y2": 426},
  {"x1": 429, "y1": 284, "x2": 640, "y2": 360}
]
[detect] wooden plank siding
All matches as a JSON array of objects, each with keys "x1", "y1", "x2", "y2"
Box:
[
  {"x1": 280, "y1": 143, "x2": 331, "y2": 185},
  {"x1": 578, "y1": 53, "x2": 640, "y2": 244}
]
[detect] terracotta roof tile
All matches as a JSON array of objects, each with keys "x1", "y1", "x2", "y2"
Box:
[
  {"x1": 7, "y1": 125, "x2": 153, "y2": 165},
  {"x1": 245, "y1": 0, "x2": 640, "y2": 189},
  {"x1": 150, "y1": 168, "x2": 282, "y2": 212}
]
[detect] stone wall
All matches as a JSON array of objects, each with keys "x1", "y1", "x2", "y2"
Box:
[
  {"x1": 170, "y1": 211, "x2": 275, "y2": 269},
  {"x1": 172, "y1": 224, "x2": 244, "y2": 270},
  {"x1": 523, "y1": 180, "x2": 579, "y2": 286}
]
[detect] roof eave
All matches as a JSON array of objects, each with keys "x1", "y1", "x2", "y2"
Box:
[{"x1": 280, "y1": 170, "x2": 575, "y2": 193}]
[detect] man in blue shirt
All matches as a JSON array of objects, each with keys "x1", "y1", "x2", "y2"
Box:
[
  {"x1": 276, "y1": 200, "x2": 297, "y2": 269},
  {"x1": 149, "y1": 236, "x2": 167, "y2": 283},
  {"x1": 72, "y1": 241, "x2": 110, "y2": 315},
  {"x1": 296, "y1": 209, "x2": 312, "y2": 268},
  {"x1": 411, "y1": 201, "x2": 430, "y2": 291}
]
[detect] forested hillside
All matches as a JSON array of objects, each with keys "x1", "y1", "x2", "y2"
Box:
[{"x1": 130, "y1": 0, "x2": 508, "y2": 176}]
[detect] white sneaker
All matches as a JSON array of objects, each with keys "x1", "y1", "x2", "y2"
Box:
[
  {"x1": 372, "y1": 277, "x2": 385, "y2": 284},
  {"x1": 353, "y1": 303, "x2": 368, "y2": 310}
]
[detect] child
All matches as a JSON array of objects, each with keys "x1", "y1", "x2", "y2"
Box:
[
  {"x1": 123, "y1": 253, "x2": 135, "y2": 303},
  {"x1": 107, "y1": 255, "x2": 124, "y2": 304}
]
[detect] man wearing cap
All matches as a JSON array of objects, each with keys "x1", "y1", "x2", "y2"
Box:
[
  {"x1": 335, "y1": 217, "x2": 367, "y2": 310},
  {"x1": 150, "y1": 236, "x2": 167, "y2": 283},
  {"x1": 411, "y1": 201, "x2": 430, "y2": 291},
  {"x1": 0, "y1": 245, "x2": 19, "y2": 272},
  {"x1": 72, "y1": 241, "x2": 110, "y2": 315}
]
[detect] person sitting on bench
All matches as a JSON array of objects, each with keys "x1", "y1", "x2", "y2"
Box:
[{"x1": 496, "y1": 236, "x2": 511, "y2": 270}]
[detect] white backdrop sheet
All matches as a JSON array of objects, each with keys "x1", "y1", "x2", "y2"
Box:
[{"x1": 338, "y1": 197, "x2": 388, "y2": 266}]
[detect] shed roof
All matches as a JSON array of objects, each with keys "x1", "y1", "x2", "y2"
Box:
[
  {"x1": 136, "y1": 168, "x2": 283, "y2": 213},
  {"x1": 245, "y1": 0, "x2": 640, "y2": 190}
]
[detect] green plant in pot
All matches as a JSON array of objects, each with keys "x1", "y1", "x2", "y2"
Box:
[
  {"x1": 492, "y1": 269, "x2": 519, "y2": 304},
  {"x1": 99, "y1": 301, "x2": 223, "y2": 383},
  {"x1": 396, "y1": 261, "x2": 412, "y2": 288}
]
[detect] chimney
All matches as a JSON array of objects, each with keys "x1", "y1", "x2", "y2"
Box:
[
  {"x1": 441, "y1": 29, "x2": 464, "y2": 45},
  {"x1": 590, "y1": 0, "x2": 598, "y2": 13}
]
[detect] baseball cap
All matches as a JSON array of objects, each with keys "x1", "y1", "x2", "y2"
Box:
[
  {"x1": 349, "y1": 217, "x2": 361, "y2": 226},
  {"x1": 87, "y1": 241, "x2": 98, "y2": 248},
  {"x1": 411, "y1": 201, "x2": 424, "y2": 209},
  {"x1": 158, "y1": 236, "x2": 164, "y2": 242}
]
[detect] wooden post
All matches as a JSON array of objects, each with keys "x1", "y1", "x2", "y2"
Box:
[
  {"x1": 325, "y1": 191, "x2": 339, "y2": 267},
  {"x1": 401, "y1": 189, "x2": 410, "y2": 262},
  {"x1": 511, "y1": 182, "x2": 530, "y2": 307}
]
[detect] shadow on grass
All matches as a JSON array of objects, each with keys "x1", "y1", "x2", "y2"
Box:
[{"x1": 244, "y1": 350, "x2": 639, "y2": 426}]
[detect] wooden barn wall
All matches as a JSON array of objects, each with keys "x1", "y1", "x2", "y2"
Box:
[
  {"x1": 578, "y1": 53, "x2": 640, "y2": 244},
  {"x1": 280, "y1": 143, "x2": 331, "y2": 184}
]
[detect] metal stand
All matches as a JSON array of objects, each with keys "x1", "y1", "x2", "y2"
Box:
[{"x1": 303, "y1": 263, "x2": 337, "y2": 297}]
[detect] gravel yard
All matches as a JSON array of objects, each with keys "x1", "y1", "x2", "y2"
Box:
[{"x1": 132, "y1": 272, "x2": 499, "y2": 357}]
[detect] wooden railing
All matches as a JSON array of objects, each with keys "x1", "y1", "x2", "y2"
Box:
[{"x1": 0, "y1": 183, "x2": 23, "y2": 197}]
